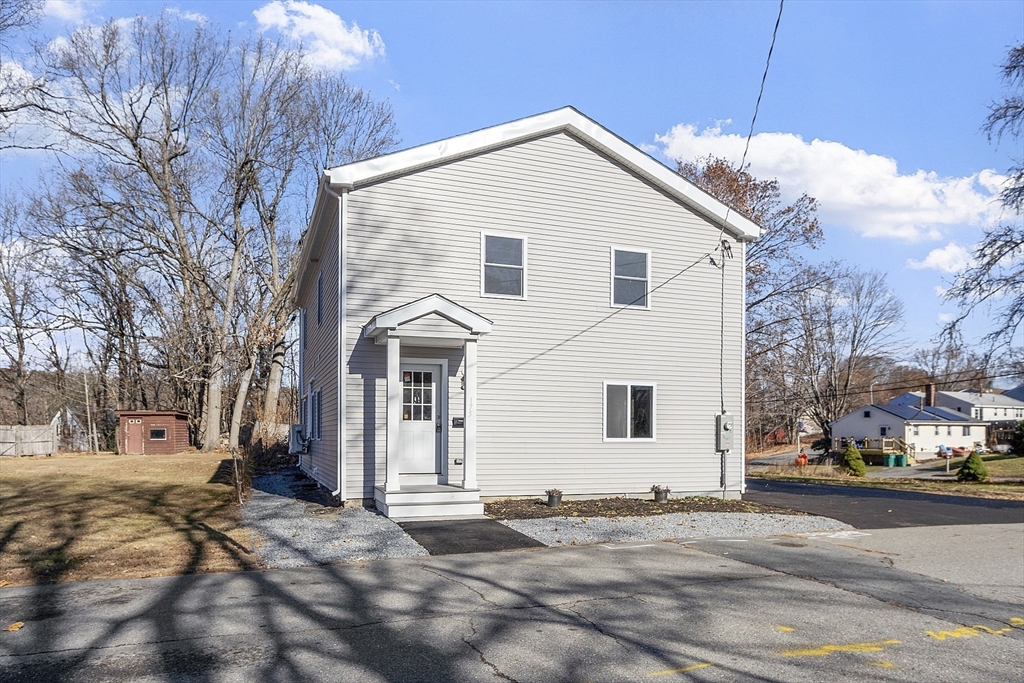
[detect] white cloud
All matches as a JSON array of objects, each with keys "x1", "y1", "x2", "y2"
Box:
[
  {"x1": 653, "y1": 122, "x2": 1006, "y2": 242},
  {"x1": 907, "y1": 242, "x2": 974, "y2": 274},
  {"x1": 937, "y1": 312, "x2": 955, "y2": 323},
  {"x1": 934, "y1": 285, "x2": 948, "y2": 297},
  {"x1": 253, "y1": 1, "x2": 384, "y2": 71},
  {"x1": 166, "y1": 7, "x2": 206, "y2": 23},
  {"x1": 43, "y1": 0, "x2": 96, "y2": 22}
]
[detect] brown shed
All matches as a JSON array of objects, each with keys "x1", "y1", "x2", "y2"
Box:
[{"x1": 116, "y1": 410, "x2": 190, "y2": 455}]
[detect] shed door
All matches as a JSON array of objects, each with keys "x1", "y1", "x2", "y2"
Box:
[
  {"x1": 399, "y1": 365, "x2": 443, "y2": 475},
  {"x1": 125, "y1": 418, "x2": 144, "y2": 454}
]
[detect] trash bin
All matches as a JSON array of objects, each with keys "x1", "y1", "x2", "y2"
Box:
[
  {"x1": 896, "y1": 454, "x2": 908, "y2": 467},
  {"x1": 884, "y1": 454, "x2": 895, "y2": 468}
]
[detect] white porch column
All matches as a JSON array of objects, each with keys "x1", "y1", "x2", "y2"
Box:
[
  {"x1": 462, "y1": 337, "x2": 478, "y2": 490},
  {"x1": 385, "y1": 333, "x2": 401, "y2": 492}
]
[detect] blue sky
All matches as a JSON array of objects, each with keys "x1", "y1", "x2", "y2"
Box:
[{"x1": 7, "y1": 0, "x2": 1024, "y2": 358}]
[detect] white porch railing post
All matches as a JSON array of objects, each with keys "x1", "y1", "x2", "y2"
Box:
[
  {"x1": 462, "y1": 337, "x2": 478, "y2": 490},
  {"x1": 386, "y1": 333, "x2": 401, "y2": 492}
]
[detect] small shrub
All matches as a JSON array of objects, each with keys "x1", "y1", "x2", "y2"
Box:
[
  {"x1": 545, "y1": 488, "x2": 562, "y2": 497},
  {"x1": 957, "y1": 452, "x2": 989, "y2": 482},
  {"x1": 841, "y1": 443, "x2": 867, "y2": 477}
]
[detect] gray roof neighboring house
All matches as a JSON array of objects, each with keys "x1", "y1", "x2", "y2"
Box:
[{"x1": 939, "y1": 390, "x2": 1024, "y2": 408}]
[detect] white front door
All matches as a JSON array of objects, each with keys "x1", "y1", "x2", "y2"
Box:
[{"x1": 399, "y1": 364, "x2": 443, "y2": 477}]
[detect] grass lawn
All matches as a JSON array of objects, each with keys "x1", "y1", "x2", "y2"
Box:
[
  {"x1": 926, "y1": 454, "x2": 1024, "y2": 477},
  {"x1": 0, "y1": 452, "x2": 257, "y2": 587},
  {"x1": 748, "y1": 470, "x2": 1024, "y2": 501}
]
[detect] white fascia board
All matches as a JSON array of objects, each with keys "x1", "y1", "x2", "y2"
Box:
[
  {"x1": 364, "y1": 294, "x2": 493, "y2": 337},
  {"x1": 327, "y1": 107, "x2": 761, "y2": 242}
]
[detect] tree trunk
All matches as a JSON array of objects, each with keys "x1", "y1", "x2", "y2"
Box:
[
  {"x1": 261, "y1": 331, "x2": 287, "y2": 430},
  {"x1": 229, "y1": 349, "x2": 258, "y2": 450},
  {"x1": 202, "y1": 349, "x2": 224, "y2": 451}
]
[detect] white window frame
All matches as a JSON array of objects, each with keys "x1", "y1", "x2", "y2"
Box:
[
  {"x1": 879, "y1": 425, "x2": 889, "y2": 437},
  {"x1": 962, "y1": 426, "x2": 971, "y2": 437},
  {"x1": 602, "y1": 381, "x2": 657, "y2": 442},
  {"x1": 610, "y1": 246, "x2": 651, "y2": 310},
  {"x1": 480, "y1": 231, "x2": 528, "y2": 299},
  {"x1": 149, "y1": 428, "x2": 168, "y2": 441},
  {"x1": 913, "y1": 425, "x2": 919, "y2": 436}
]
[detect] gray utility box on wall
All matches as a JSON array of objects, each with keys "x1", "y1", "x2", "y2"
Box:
[{"x1": 716, "y1": 413, "x2": 734, "y2": 452}]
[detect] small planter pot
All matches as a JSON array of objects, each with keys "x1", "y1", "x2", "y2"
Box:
[
  {"x1": 653, "y1": 490, "x2": 669, "y2": 504},
  {"x1": 547, "y1": 494, "x2": 562, "y2": 508}
]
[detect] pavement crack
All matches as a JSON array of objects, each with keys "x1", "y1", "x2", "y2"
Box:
[
  {"x1": 418, "y1": 565, "x2": 501, "y2": 608},
  {"x1": 461, "y1": 617, "x2": 520, "y2": 682},
  {"x1": 562, "y1": 601, "x2": 631, "y2": 652}
]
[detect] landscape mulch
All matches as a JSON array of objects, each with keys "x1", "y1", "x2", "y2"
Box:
[{"x1": 485, "y1": 496, "x2": 806, "y2": 520}]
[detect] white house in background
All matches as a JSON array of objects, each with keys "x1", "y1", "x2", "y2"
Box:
[
  {"x1": 291, "y1": 107, "x2": 760, "y2": 518},
  {"x1": 934, "y1": 390, "x2": 1024, "y2": 422},
  {"x1": 830, "y1": 404, "x2": 987, "y2": 459}
]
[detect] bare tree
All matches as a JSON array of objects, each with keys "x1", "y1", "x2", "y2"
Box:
[
  {"x1": 946, "y1": 42, "x2": 1024, "y2": 348},
  {"x1": 792, "y1": 269, "x2": 904, "y2": 441}
]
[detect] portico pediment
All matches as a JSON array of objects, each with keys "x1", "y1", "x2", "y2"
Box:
[{"x1": 364, "y1": 294, "x2": 492, "y2": 347}]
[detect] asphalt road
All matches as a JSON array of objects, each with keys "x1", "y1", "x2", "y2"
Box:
[
  {"x1": 2, "y1": 524, "x2": 1022, "y2": 682},
  {"x1": 744, "y1": 478, "x2": 1024, "y2": 528}
]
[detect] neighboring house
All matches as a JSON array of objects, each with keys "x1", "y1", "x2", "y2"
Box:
[
  {"x1": 1004, "y1": 384, "x2": 1024, "y2": 403},
  {"x1": 830, "y1": 404, "x2": 987, "y2": 460},
  {"x1": 934, "y1": 390, "x2": 1024, "y2": 423},
  {"x1": 292, "y1": 107, "x2": 760, "y2": 518}
]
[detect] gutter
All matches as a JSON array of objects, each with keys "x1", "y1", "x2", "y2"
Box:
[{"x1": 322, "y1": 181, "x2": 347, "y2": 500}]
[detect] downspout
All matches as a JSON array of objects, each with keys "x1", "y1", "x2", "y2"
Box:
[
  {"x1": 740, "y1": 239, "x2": 747, "y2": 495},
  {"x1": 323, "y1": 182, "x2": 348, "y2": 499}
]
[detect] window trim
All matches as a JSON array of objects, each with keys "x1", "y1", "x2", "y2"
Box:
[
  {"x1": 609, "y1": 246, "x2": 652, "y2": 310},
  {"x1": 480, "y1": 231, "x2": 528, "y2": 300},
  {"x1": 602, "y1": 381, "x2": 657, "y2": 442},
  {"x1": 149, "y1": 428, "x2": 167, "y2": 441}
]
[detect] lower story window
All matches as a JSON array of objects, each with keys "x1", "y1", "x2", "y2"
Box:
[
  {"x1": 605, "y1": 382, "x2": 655, "y2": 440},
  {"x1": 149, "y1": 428, "x2": 167, "y2": 440},
  {"x1": 962, "y1": 426, "x2": 971, "y2": 437}
]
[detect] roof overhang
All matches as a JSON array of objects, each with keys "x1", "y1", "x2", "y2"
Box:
[
  {"x1": 364, "y1": 294, "x2": 492, "y2": 348},
  {"x1": 325, "y1": 106, "x2": 762, "y2": 242}
]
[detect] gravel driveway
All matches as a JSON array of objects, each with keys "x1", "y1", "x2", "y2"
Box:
[{"x1": 242, "y1": 469, "x2": 427, "y2": 568}]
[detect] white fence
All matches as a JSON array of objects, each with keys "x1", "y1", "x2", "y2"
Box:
[{"x1": 0, "y1": 424, "x2": 59, "y2": 457}]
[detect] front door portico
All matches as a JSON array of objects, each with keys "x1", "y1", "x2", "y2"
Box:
[{"x1": 364, "y1": 294, "x2": 492, "y2": 517}]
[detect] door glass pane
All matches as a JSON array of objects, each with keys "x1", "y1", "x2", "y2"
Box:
[
  {"x1": 485, "y1": 236, "x2": 523, "y2": 266},
  {"x1": 413, "y1": 372, "x2": 422, "y2": 384},
  {"x1": 423, "y1": 372, "x2": 432, "y2": 385},
  {"x1": 485, "y1": 265, "x2": 523, "y2": 296},
  {"x1": 606, "y1": 385, "x2": 628, "y2": 438},
  {"x1": 403, "y1": 371, "x2": 412, "y2": 384},
  {"x1": 423, "y1": 388, "x2": 432, "y2": 405},
  {"x1": 413, "y1": 405, "x2": 422, "y2": 421},
  {"x1": 403, "y1": 388, "x2": 411, "y2": 403},
  {"x1": 631, "y1": 386, "x2": 653, "y2": 438},
  {"x1": 403, "y1": 406, "x2": 411, "y2": 421},
  {"x1": 614, "y1": 278, "x2": 647, "y2": 306},
  {"x1": 615, "y1": 250, "x2": 647, "y2": 278},
  {"x1": 413, "y1": 388, "x2": 422, "y2": 404},
  {"x1": 423, "y1": 405, "x2": 432, "y2": 421}
]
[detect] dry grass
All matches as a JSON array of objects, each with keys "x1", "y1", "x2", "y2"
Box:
[
  {"x1": 0, "y1": 451, "x2": 258, "y2": 587},
  {"x1": 748, "y1": 469, "x2": 1024, "y2": 501}
]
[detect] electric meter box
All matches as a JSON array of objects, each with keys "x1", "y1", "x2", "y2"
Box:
[{"x1": 716, "y1": 413, "x2": 734, "y2": 451}]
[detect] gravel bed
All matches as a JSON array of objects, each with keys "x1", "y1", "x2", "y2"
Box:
[
  {"x1": 243, "y1": 470, "x2": 427, "y2": 568},
  {"x1": 500, "y1": 512, "x2": 852, "y2": 546}
]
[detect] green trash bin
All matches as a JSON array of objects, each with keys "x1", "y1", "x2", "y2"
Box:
[
  {"x1": 884, "y1": 454, "x2": 895, "y2": 468},
  {"x1": 896, "y1": 454, "x2": 908, "y2": 467}
]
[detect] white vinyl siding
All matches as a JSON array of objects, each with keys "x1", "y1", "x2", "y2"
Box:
[
  {"x1": 604, "y1": 382, "x2": 656, "y2": 441},
  {"x1": 611, "y1": 247, "x2": 650, "y2": 308},
  {"x1": 342, "y1": 132, "x2": 745, "y2": 499},
  {"x1": 481, "y1": 232, "x2": 527, "y2": 298}
]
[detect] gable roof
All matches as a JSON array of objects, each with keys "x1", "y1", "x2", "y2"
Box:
[
  {"x1": 325, "y1": 107, "x2": 762, "y2": 242},
  {"x1": 364, "y1": 294, "x2": 492, "y2": 338},
  {"x1": 873, "y1": 403, "x2": 978, "y2": 423},
  {"x1": 939, "y1": 390, "x2": 1024, "y2": 408},
  {"x1": 1005, "y1": 384, "x2": 1024, "y2": 402}
]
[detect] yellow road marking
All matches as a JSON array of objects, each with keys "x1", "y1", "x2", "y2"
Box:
[
  {"x1": 782, "y1": 639, "x2": 900, "y2": 657},
  {"x1": 775, "y1": 625, "x2": 795, "y2": 632},
  {"x1": 868, "y1": 660, "x2": 896, "y2": 668},
  {"x1": 648, "y1": 663, "x2": 714, "y2": 676},
  {"x1": 972, "y1": 625, "x2": 1012, "y2": 635},
  {"x1": 1010, "y1": 617, "x2": 1024, "y2": 626}
]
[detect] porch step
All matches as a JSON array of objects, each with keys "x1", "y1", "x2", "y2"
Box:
[{"x1": 374, "y1": 485, "x2": 484, "y2": 519}]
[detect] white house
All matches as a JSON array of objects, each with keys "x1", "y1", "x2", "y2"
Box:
[
  {"x1": 830, "y1": 403, "x2": 987, "y2": 459},
  {"x1": 934, "y1": 390, "x2": 1024, "y2": 422},
  {"x1": 292, "y1": 107, "x2": 760, "y2": 518}
]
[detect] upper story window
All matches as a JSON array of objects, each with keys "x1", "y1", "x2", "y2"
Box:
[
  {"x1": 316, "y1": 271, "x2": 324, "y2": 327},
  {"x1": 481, "y1": 233, "x2": 526, "y2": 298},
  {"x1": 863, "y1": 410, "x2": 871, "y2": 418},
  {"x1": 611, "y1": 248, "x2": 650, "y2": 308}
]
